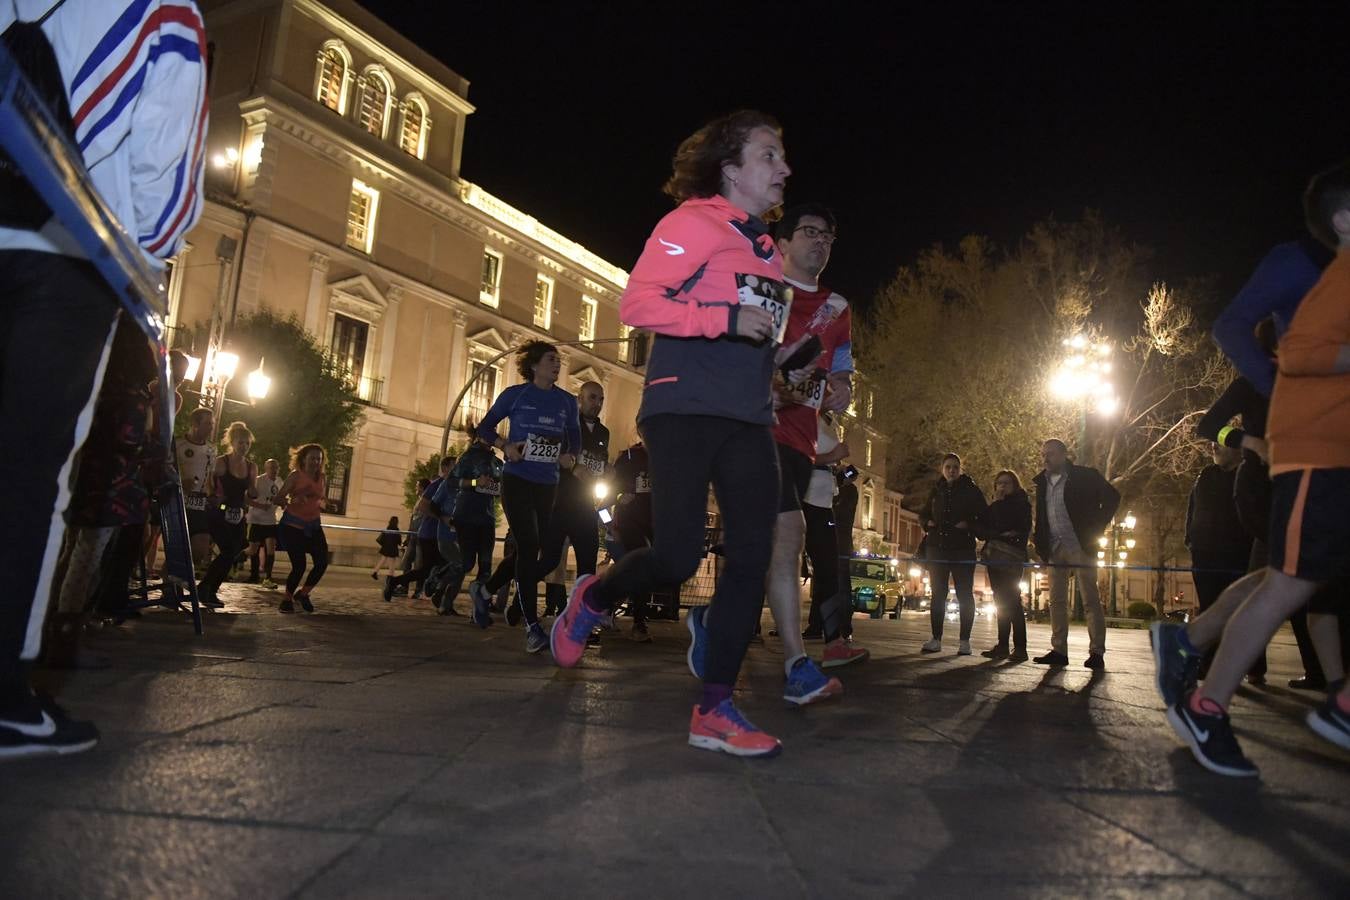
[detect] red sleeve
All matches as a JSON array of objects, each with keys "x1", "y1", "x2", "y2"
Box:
[{"x1": 620, "y1": 207, "x2": 733, "y2": 339}]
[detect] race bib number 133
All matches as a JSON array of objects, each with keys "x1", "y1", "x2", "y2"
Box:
[{"x1": 735, "y1": 274, "x2": 791, "y2": 344}]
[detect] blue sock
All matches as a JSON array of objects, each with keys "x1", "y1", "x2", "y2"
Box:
[
  {"x1": 699, "y1": 683, "x2": 733, "y2": 714},
  {"x1": 1178, "y1": 628, "x2": 1199, "y2": 657}
]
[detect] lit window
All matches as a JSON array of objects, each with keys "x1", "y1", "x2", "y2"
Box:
[
  {"x1": 357, "y1": 68, "x2": 394, "y2": 139},
  {"x1": 480, "y1": 249, "x2": 502, "y2": 307},
  {"x1": 462, "y1": 348, "x2": 501, "y2": 427},
  {"x1": 864, "y1": 389, "x2": 873, "y2": 418},
  {"x1": 398, "y1": 94, "x2": 430, "y2": 159},
  {"x1": 579, "y1": 296, "x2": 597, "y2": 346},
  {"x1": 862, "y1": 491, "x2": 874, "y2": 530},
  {"x1": 346, "y1": 179, "x2": 379, "y2": 254},
  {"x1": 315, "y1": 42, "x2": 351, "y2": 114},
  {"x1": 865, "y1": 439, "x2": 873, "y2": 467},
  {"x1": 534, "y1": 274, "x2": 554, "y2": 329},
  {"x1": 617, "y1": 323, "x2": 631, "y2": 362}
]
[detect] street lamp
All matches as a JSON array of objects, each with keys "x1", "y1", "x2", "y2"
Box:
[
  {"x1": 246, "y1": 359, "x2": 271, "y2": 402},
  {"x1": 1049, "y1": 333, "x2": 1118, "y2": 461},
  {"x1": 1103, "y1": 512, "x2": 1137, "y2": 616}
]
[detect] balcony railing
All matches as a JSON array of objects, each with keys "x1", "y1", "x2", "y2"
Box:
[{"x1": 353, "y1": 374, "x2": 384, "y2": 408}]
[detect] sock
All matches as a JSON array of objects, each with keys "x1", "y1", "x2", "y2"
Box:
[
  {"x1": 582, "y1": 580, "x2": 608, "y2": 614},
  {"x1": 1335, "y1": 692, "x2": 1350, "y2": 715},
  {"x1": 1178, "y1": 628, "x2": 1200, "y2": 657},
  {"x1": 699, "y1": 683, "x2": 732, "y2": 714},
  {"x1": 785, "y1": 653, "x2": 808, "y2": 678},
  {"x1": 1189, "y1": 691, "x2": 1226, "y2": 717}
]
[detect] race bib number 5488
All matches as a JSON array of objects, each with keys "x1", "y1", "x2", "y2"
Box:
[
  {"x1": 789, "y1": 373, "x2": 826, "y2": 410},
  {"x1": 735, "y1": 274, "x2": 791, "y2": 344}
]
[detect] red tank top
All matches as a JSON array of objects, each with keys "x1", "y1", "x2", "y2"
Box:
[{"x1": 286, "y1": 470, "x2": 326, "y2": 522}]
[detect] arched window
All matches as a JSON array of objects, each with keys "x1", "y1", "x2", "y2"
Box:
[
  {"x1": 399, "y1": 93, "x2": 430, "y2": 159},
  {"x1": 314, "y1": 41, "x2": 351, "y2": 114},
  {"x1": 357, "y1": 66, "x2": 394, "y2": 139}
]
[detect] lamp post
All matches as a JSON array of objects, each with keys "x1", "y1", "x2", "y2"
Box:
[
  {"x1": 1096, "y1": 512, "x2": 1137, "y2": 616},
  {"x1": 200, "y1": 350, "x2": 271, "y2": 442},
  {"x1": 1048, "y1": 333, "x2": 1118, "y2": 463}
]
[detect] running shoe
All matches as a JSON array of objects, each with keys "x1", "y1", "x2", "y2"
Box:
[
  {"x1": 297, "y1": 591, "x2": 314, "y2": 613},
  {"x1": 821, "y1": 638, "x2": 869, "y2": 669},
  {"x1": 629, "y1": 621, "x2": 652, "y2": 643},
  {"x1": 550, "y1": 574, "x2": 604, "y2": 668},
  {"x1": 525, "y1": 622, "x2": 548, "y2": 654},
  {"x1": 688, "y1": 699, "x2": 782, "y2": 758},
  {"x1": 1150, "y1": 621, "x2": 1198, "y2": 708},
  {"x1": 920, "y1": 638, "x2": 942, "y2": 654},
  {"x1": 278, "y1": 595, "x2": 294, "y2": 613},
  {"x1": 260, "y1": 578, "x2": 277, "y2": 590},
  {"x1": 685, "y1": 605, "x2": 710, "y2": 679},
  {"x1": 382, "y1": 577, "x2": 396, "y2": 603},
  {"x1": 957, "y1": 640, "x2": 972, "y2": 656},
  {"x1": 1166, "y1": 691, "x2": 1258, "y2": 777},
  {"x1": 1306, "y1": 695, "x2": 1350, "y2": 751},
  {"x1": 784, "y1": 657, "x2": 843, "y2": 706},
  {"x1": 0, "y1": 693, "x2": 99, "y2": 761}
]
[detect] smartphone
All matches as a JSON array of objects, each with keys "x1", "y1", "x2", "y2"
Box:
[{"x1": 598, "y1": 507, "x2": 613, "y2": 524}]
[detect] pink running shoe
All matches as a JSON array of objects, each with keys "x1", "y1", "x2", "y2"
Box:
[
  {"x1": 550, "y1": 574, "x2": 604, "y2": 668},
  {"x1": 821, "y1": 639, "x2": 870, "y2": 669},
  {"x1": 688, "y1": 699, "x2": 782, "y2": 758}
]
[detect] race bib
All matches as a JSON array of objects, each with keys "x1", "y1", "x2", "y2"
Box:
[
  {"x1": 185, "y1": 493, "x2": 208, "y2": 512},
  {"x1": 224, "y1": 507, "x2": 244, "y2": 525},
  {"x1": 635, "y1": 473, "x2": 651, "y2": 494},
  {"x1": 523, "y1": 433, "x2": 562, "y2": 464},
  {"x1": 789, "y1": 372, "x2": 826, "y2": 410},
  {"x1": 474, "y1": 477, "x2": 502, "y2": 496},
  {"x1": 579, "y1": 452, "x2": 606, "y2": 476},
  {"x1": 735, "y1": 274, "x2": 791, "y2": 344}
]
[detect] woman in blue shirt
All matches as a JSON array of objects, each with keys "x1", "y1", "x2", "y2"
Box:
[{"x1": 472, "y1": 341, "x2": 580, "y2": 652}]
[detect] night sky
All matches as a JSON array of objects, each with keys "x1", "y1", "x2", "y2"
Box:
[{"x1": 365, "y1": 1, "x2": 1348, "y2": 314}]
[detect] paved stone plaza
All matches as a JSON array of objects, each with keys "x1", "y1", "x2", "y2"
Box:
[{"x1": 3, "y1": 568, "x2": 1347, "y2": 898}]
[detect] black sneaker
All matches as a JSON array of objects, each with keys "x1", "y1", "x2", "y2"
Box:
[
  {"x1": 297, "y1": 592, "x2": 314, "y2": 613},
  {"x1": 525, "y1": 623, "x2": 548, "y2": 654},
  {"x1": 278, "y1": 596, "x2": 295, "y2": 613},
  {"x1": 382, "y1": 577, "x2": 396, "y2": 602},
  {"x1": 981, "y1": 645, "x2": 1010, "y2": 660},
  {"x1": 1306, "y1": 695, "x2": 1350, "y2": 751},
  {"x1": 1033, "y1": 650, "x2": 1069, "y2": 666},
  {"x1": 1166, "y1": 692, "x2": 1258, "y2": 777},
  {"x1": 1149, "y1": 622, "x2": 1199, "y2": 707},
  {"x1": 0, "y1": 694, "x2": 99, "y2": 761},
  {"x1": 1084, "y1": 653, "x2": 1105, "y2": 670}
]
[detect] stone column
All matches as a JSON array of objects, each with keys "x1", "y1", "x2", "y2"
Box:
[
  {"x1": 377, "y1": 285, "x2": 402, "y2": 406},
  {"x1": 446, "y1": 308, "x2": 469, "y2": 426},
  {"x1": 304, "y1": 252, "x2": 329, "y2": 337}
]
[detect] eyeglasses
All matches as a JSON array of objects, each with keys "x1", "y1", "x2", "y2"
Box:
[{"x1": 793, "y1": 225, "x2": 837, "y2": 244}]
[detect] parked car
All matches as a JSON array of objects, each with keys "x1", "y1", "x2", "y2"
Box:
[{"x1": 848, "y1": 556, "x2": 903, "y2": 619}]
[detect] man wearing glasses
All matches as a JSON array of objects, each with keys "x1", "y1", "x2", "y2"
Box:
[{"x1": 764, "y1": 204, "x2": 869, "y2": 708}]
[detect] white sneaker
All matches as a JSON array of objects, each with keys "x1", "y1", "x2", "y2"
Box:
[
  {"x1": 921, "y1": 638, "x2": 942, "y2": 653},
  {"x1": 958, "y1": 640, "x2": 972, "y2": 656}
]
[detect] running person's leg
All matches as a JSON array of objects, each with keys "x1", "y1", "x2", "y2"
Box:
[
  {"x1": 284, "y1": 527, "x2": 308, "y2": 596},
  {"x1": 499, "y1": 473, "x2": 555, "y2": 627},
  {"x1": 300, "y1": 527, "x2": 328, "y2": 593},
  {"x1": 765, "y1": 445, "x2": 813, "y2": 674}
]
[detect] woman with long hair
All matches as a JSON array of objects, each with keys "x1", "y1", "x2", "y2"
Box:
[
  {"x1": 549, "y1": 109, "x2": 794, "y2": 757},
  {"x1": 373, "y1": 515, "x2": 402, "y2": 580},
  {"x1": 275, "y1": 443, "x2": 328, "y2": 613},
  {"x1": 471, "y1": 342, "x2": 580, "y2": 652},
  {"x1": 197, "y1": 422, "x2": 258, "y2": 608},
  {"x1": 920, "y1": 453, "x2": 988, "y2": 656},
  {"x1": 978, "y1": 470, "x2": 1032, "y2": 661}
]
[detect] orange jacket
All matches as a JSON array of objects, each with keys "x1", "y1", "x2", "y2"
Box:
[{"x1": 1268, "y1": 249, "x2": 1350, "y2": 472}]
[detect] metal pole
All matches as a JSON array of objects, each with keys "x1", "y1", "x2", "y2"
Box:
[{"x1": 438, "y1": 336, "x2": 635, "y2": 457}]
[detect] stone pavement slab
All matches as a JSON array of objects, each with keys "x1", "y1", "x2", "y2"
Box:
[{"x1": 2, "y1": 578, "x2": 1347, "y2": 899}]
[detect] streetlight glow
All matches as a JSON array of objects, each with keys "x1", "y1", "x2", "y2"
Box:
[
  {"x1": 182, "y1": 353, "x2": 201, "y2": 382},
  {"x1": 246, "y1": 362, "x2": 271, "y2": 401},
  {"x1": 214, "y1": 351, "x2": 239, "y2": 380},
  {"x1": 1123, "y1": 513, "x2": 1137, "y2": 530},
  {"x1": 909, "y1": 566, "x2": 922, "y2": 579},
  {"x1": 593, "y1": 481, "x2": 610, "y2": 501}
]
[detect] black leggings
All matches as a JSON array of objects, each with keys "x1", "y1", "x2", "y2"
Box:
[
  {"x1": 392, "y1": 537, "x2": 441, "y2": 593},
  {"x1": 802, "y1": 503, "x2": 847, "y2": 640},
  {"x1": 592, "y1": 414, "x2": 778, "y2": 687},
  {"x1": 283, "y1": 524, "x2": 329, "y2": 594},
  {"x1": 987, "y1": 563, "x2": 1027, "y2": 651},
  {"x1": 538, "y1": 494, "x2": 600, "y2": 579},
  {"x1": 456, "y1": 520, "x2": 496, "y2": 581},
  {"x1": 929, "y1": 560, "x2": 975, "y2": 640},
  {"x1": 486, "y1": 473, "x2": 556, "y2": 626},
  {"x1": 615, "y1": 516, "x2": 654, "y2": 626},
  {"x1": 201, "y1": 513, "x2": 246, "y2": 594}
]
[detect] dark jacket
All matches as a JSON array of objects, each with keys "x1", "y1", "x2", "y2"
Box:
[
  {"x1": 978, "y1": 489, "x2": 1032, "y2": 552},
  {"x1": 1185, "y1": 464, "x2": 1253, "y2": 559},
  {"x1": 1194, "y1": 375, "x2": 1271, "y2": 544},
  {"x1": 1032, "y1": 464, "x2": 1121, "y2": 561},
  {"x1": 921, "y1": 474, "x2": 988, "y2": 556},
  {"x1": 377, "y1": 529, "x2": 402, "y2": 557}
]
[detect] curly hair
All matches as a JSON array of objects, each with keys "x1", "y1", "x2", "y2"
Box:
[
  {"x1": 516, "y1": 340, "x2": 558, "y2": 382},
  {"x1": 289, "y1": 443, "x2": 324, "y2": 473},
  {"x1": 222, "y1": 420, "x2": 254, "y2": 454},
  {"x1": 663, "y1": 110, "x2": 782, "y2": 203}
]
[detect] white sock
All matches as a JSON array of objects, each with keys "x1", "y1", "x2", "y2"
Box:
[{"x1": 785, "y1": 653, "x2": 807, "y2": 678}]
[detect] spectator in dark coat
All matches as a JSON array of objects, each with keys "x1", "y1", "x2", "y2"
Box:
[
  {"x1": 920, "y1": 453, "x2": 988, "y2": 656},
  {"x1": 978, "y1": 470, "x2": 1032, "y2": 661}
]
